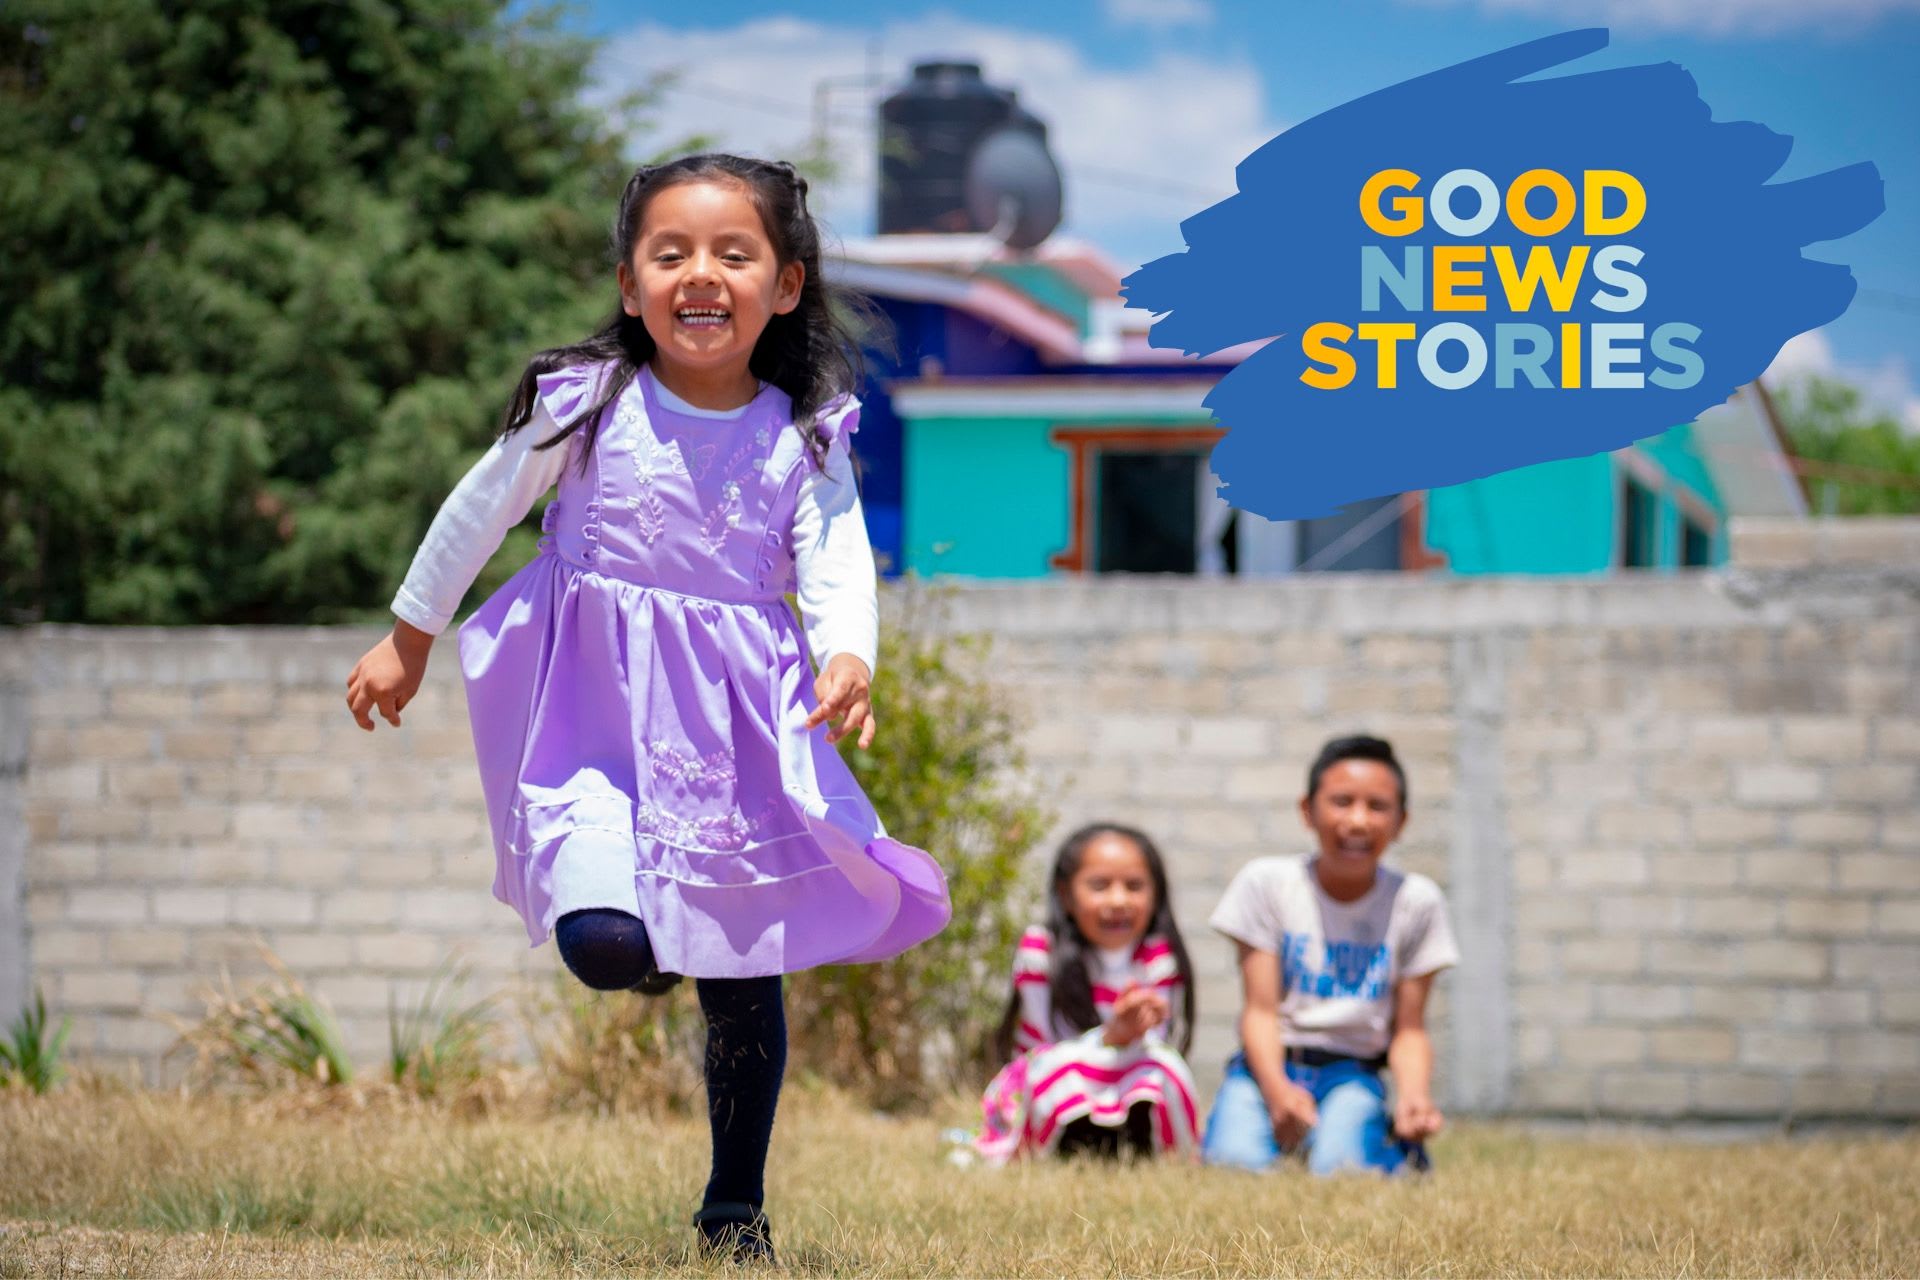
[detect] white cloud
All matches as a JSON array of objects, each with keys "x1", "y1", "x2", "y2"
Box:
[
  {"x1": 1102, "y1": 0, "x2": 1216, "y2": 30},
  {"x1": 1763, "y1": 328, "x2": 1838, "y2": 381},
  {"x1": 589, "y1": 13, "x2": 1280, "y2": 270},
  {"x1": 1764, "y1": 328, "x2": 1920, "y2": 434},
  {"x1": 1408, "y1": 0, "x2": 1920, "y2": 37}
]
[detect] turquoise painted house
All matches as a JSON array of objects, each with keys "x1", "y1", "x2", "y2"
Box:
[
  {"x1": 828, "y1": 235, "x2": 1809, "y2": 578},
  {"x1": 1423, "y1": 385, "x2": 1810, "y2": 573}
]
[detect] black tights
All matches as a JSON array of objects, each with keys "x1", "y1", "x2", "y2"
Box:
[
  {"x1": 555, "y1": 908, "x2": 786, "y2": 1211},
  {"x1": 1056, "y1": 1102, "x2": 1156, "y2": 1160}
]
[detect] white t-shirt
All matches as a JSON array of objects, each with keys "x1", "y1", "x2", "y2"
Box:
[
  {"x1": 390, "y1": 365, "x2": 878, "y2": 674},
  {"x1": 1208, "y1": 855, "x2": 1460, "y2": 1060}
]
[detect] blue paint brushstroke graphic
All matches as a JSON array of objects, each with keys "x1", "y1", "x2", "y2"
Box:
[{"x1": 1121, "y1": 29, "x2": 1884, "y2": 521}]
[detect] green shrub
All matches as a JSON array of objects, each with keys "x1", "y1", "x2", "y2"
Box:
[
  {"x1": 0, "y1": 988, "x2": 72, "y2": 1094},
  {"x1": 388, "y1": 959, "x2": 496, "y2": 1097},
  {"x1": 168, "y1": 947, "x2": 354, "y2": 1089},
  {"x1": 784, "y1": 583, "x2": 1051, "y2": 1107}
]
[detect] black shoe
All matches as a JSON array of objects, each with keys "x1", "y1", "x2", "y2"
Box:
[
  {"x1": 693, "y1": 1202, "x2": 775, "y2": 1265},
  {"x1": 631, "y1": 967, "x2": 683, "y2": 996}
]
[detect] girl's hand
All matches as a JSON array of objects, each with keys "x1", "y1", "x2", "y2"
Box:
[
  {"x1": 804, "y1": 653, "x2": 875, "y2": 749},
  {"x1": 1393, "y1": 1093, "x2": 1445, "y2": 1142},
  {"x1": 1268, "y1": 1080, "x2": 1319, "y2": 1150},
  {"x1": 1102, "y1": 983, "x2": 1169, "y2": 1048},
  {"x1": 345, "y1": 621, "x2": 434, "y2": 731}
]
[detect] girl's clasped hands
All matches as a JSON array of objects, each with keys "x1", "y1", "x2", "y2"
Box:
[{"x1": 1101, "y1": 981, "x2": 1169, "y2": 1048}]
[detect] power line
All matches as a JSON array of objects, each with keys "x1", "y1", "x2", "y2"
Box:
[
  {"x1": 671, "y1": 80, "x2": 834, "y2": 119},
  {"x1": 1074, "y1": 164, "x2": 1228, "y2": 202},
  {"x1": 1790, "y1": 455, "x2": 1920, "y2": 490},
  {"x1": 643, "y1": 78, "x2": 1233, "y2": 204}
]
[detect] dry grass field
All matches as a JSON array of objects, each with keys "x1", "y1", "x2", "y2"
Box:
[{"x1": 2, "y1": 1081, "x2": 1916, "y2": 1278}]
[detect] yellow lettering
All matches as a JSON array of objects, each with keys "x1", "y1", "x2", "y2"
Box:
[
  {"x1": 1584, "y1": 170, "x2": 1646, "y2": 235},
  {"x1": 1359, "y1": 169, "x2": 1423, "y2": 237},
  {"x1": 1358, "y1": 323, "x2": 1417, "y2": 388},
  {"x1": 1432, "y1": 246, "x2": 1487, "y2": 312},
  {"x1": 1493, "y1": 244, "x2": 1592, "y2": 312},
  {"x1": 1301, "y1": 322, "x2": 1357, "y2": 389},
  {"x1": 1506, "y1": 168, "x2": 1577, "y2": 237}
]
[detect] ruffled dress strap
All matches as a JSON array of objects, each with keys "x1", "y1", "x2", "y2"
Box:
[
  {"x1": 795, "y1": 393, "x2": 861, "y2": 460},
  {"x1": 816, "y1": 394, "x2": 861, "y2": 448},
  {"x1": 534, "y1": 362, "x2": 615, "y2": 430}
]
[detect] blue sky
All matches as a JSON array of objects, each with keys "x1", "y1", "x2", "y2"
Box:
[{"x1": 572, "y1": 0, "x2": 1920, "y2": 427}]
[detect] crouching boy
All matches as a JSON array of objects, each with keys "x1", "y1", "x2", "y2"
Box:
[{"x1": 1201, "y1": 735, "x2": 1459, "y2": 1175}]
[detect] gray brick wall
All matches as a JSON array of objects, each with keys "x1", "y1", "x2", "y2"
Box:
[
  {"x1": 1, "y1": 638, "x2": 30, "y2": 1028},
  {"x1": 3, "y1": 517, "x2": 1916, "y2": 1119},
  {"x1": 11, "y1": 630, "x2": 551, "y2": 1070}
]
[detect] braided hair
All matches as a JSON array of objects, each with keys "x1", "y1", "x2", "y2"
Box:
[{"x1": 500, "y1": 154, "x2": 882, "y2": 471}]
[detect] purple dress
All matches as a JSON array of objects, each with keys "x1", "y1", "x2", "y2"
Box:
[{"x1": 455, "y1": 363, "x2": 950, "y2": 978}]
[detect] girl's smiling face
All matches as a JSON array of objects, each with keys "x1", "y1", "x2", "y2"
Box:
[
  {"x1": 1300, "y1": 758, "x2": 1407, "y2": 872},
  {"x1": 618, "y1": 178, "x2": 804, "y2": 391},
  {"x1": 1061, "y1": 832, "x2": 1157, "y2": 951}
]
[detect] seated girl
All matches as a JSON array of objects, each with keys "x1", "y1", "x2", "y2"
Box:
[
  {"x1": 975, "y1": 823, "x2": 1202, "y2": 1162},
  {"x1": 1202, "y1": 735, "x2": 1460, "y2": 1176}
]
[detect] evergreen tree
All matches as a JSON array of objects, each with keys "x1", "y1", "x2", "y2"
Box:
[{"x1": 1, "y1": 0, "x2": 679, "y2": 622}]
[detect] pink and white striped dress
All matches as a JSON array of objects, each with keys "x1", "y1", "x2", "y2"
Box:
[{"x1": 975, "y1": 925, "x2": 1201, "y2": 1163}]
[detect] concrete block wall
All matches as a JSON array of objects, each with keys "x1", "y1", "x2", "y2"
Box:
[
  {"x1": 3, "y1": 517, "x2": 1916, "y2": 1119},
  {"x1": 9, "y1": 630, "x2": 553, "y2": 1072},
  {"x1": 0, "y1": 639, "x2": 30, "y2": 1026}
]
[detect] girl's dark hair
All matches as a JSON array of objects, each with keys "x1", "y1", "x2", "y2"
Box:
[
  {"x1": 500, "y1": 153, "x2": 885, "y2": 469},
  {"x1": 992, "y1": 823, "x2": 1196, "y2": 1061},
  {"x1": 1305, "y1": 734, "x2": 1408, "y2": 809}
]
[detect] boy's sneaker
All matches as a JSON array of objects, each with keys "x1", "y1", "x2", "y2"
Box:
[
  {"x1": 1393, "y1": 1134, "x2": 1433, "y2": 1174},
  {"x1": 693, "y1": 1202, "x2": 775, "y2": 1265}
]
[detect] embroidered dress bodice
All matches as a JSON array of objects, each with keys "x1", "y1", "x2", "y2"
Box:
[
  {"x1": 542, "y1": 368, "x2": 811, "y2": 606},
  {"x1": 391, "y1": 364, "x2": 874, "y2": 672}
]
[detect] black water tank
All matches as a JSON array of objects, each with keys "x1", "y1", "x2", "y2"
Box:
[{"x1": 878, "y1": 61, "x2": 1056, "y2": 239}]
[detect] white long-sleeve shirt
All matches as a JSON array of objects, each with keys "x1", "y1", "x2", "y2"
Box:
[{"x1": 390, "y1": 371, "x2": 879, "y2": 674}]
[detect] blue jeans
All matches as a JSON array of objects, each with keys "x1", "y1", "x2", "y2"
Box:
[{"x1": 1202, "y1": 1051, "x2": 1406, "y2": 1175}]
